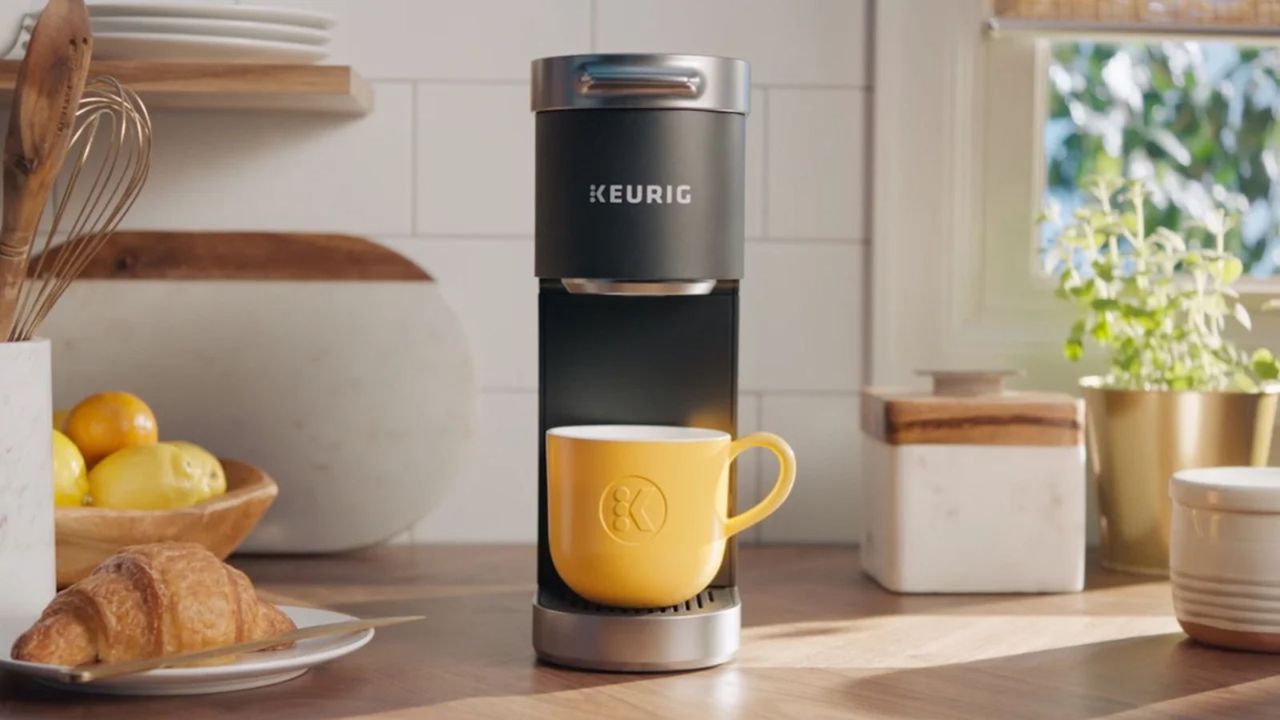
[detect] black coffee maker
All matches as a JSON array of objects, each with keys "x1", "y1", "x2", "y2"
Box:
[{"x1": 530, "y1": 53, "x2": 750, "y2": 672}]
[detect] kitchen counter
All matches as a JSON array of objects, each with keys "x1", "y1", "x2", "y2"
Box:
[{"x1": 3, "y1": 545, "x2": 1278, "y2": 719}]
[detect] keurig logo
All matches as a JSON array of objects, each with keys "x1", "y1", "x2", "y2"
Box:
[
  {"x1": 600, "y1": 476, "x2": 668, "y2": 544},
  {"x1": 588, "y1": 184, "x2": 692, "y2": 205}
]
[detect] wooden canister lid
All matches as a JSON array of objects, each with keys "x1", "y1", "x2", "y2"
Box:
[{"x1": 862, "y1": 370, "x2": 1083, "y2": 446}]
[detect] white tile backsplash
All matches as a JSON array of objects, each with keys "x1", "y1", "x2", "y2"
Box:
[
  {"x1": 120, "y1": 83, "x2": 415, "y2": 234},
  {"x1": 412, "y1": 391, "x2": 539, "y2": 543},
  {"x1": 746, "y1": 89, "x2": 766, "y2": 239},
  {"x1": 61, "y1": 0, "x2": 872, "y2": 544},
  {"x1": 382, "y1": 238, "x2": 537, "y2": 390},
  {"x1": 758, "y1": 394, "x2": 861, "y2": 544},
  {"x1": 767, "y1": 89, "x2": 869, "y2": 240},
  {"x1": 416, "y1": 83, "x2": 534, "y2": 236},
  {"x1": 741, "y1": 243, "x2": 865, "y2": 392},
  {"x1": 595, "y1": 0, "x2": 869, "y2": 87},
  {"x1": 308, "y1": 0, "x2": 590, "y2": 80}
]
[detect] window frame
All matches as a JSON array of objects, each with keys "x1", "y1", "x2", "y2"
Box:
[{"x1": 871, "y1": 0, "x2": 1280, "y2": 389}]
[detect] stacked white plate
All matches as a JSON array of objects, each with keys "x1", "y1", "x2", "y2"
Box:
[{"x1": 7, "y1": 2, "x2": 335, "y2": 63}]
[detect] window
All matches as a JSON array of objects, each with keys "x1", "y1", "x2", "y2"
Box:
[
  {"x1": 871, "y1": 0, "x2": 1280, "y2": 387},
  {"x1": 1046, "y1": 40, "x2": 1280, "y2": 276}
]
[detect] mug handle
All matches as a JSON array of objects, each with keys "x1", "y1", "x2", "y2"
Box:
[{"x1": 723, "y1": 432, "x2": 796, "y2": 539}]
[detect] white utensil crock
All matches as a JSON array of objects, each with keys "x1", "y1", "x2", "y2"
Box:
[
  {"x1": 0, "y1": 338, "x2": 54, "y2": 623},
  {"x1": 1171, "y1": 467, "x2": 1280, "y2": 585}
]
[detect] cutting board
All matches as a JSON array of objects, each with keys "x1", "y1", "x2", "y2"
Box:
[{"x1": 36, "y1": 232, "x2": 476, "y2": 552}]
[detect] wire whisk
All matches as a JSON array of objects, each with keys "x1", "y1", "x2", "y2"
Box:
[{"x1": 9, "y1": 75, "x2": 152, "y2": 342}]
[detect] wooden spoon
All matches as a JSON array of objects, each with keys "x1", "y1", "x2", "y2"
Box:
[{"x1": 0, "y1": 0, "x2": 92, "y2": 338}]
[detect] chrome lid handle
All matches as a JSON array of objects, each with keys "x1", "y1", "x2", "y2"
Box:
[{"x1": 578, "y1": 63, "x2": 704, "y2": 99}]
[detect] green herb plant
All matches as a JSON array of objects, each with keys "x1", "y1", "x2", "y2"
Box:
[{"x1": 1042, "y1": 175, "x2": 1280, "y2": 391}]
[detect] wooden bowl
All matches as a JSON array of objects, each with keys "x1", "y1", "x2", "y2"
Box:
[{"x1": 54, "y1": 459, "x2": 278, "y2": 587}]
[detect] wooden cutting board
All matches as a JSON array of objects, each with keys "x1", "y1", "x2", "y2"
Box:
[{"x1": 36, "y1": 232, "x2": 476, "y2": 552}]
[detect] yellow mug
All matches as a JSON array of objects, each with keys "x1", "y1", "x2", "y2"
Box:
[{"x1": 546, "y1": 425, "x2": 797, "y2": 608}]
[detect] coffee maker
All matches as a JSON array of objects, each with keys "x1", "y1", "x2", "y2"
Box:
[{"x1": 530, "y1": 53, "x2": 750, "y2": 672}]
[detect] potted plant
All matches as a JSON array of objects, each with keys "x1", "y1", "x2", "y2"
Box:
[{"x1": 1044, "y1": 175, "x2": 1280, "y2": 575}]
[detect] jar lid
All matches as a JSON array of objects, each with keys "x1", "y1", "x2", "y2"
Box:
[
  {"x1": 861, "y1": 369, "x2": 1083, "y2": 447},
  {"x1": 1171, "y1": 467, "x2": 1280, "y2": 513}
]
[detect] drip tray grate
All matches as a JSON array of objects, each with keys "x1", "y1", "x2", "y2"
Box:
[{"x1": 537, "y1": 586, "x2": 737, "y2": 617}]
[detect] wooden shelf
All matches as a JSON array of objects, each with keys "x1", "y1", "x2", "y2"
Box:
[{"x1": 0, "y1": 60, "x2": 372, "y2": 115}]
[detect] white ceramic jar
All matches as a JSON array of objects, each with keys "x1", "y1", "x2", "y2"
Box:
[
  {"x1": 1171, "y1": 467, "x2": 1280, "y2": 652},
  {"x1": 861, "y1": 371, "x2": 1086, "y2": 593},
  {"x1": 0, "y1": 338, "x2": 54, "y2": 625}
]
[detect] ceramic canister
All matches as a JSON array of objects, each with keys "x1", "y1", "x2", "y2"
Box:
[
  {"x1": 0, "y1": 338, "x2": 54, "y2": 624},
  {"x1": 1170, "y1": 467, "x2": 1280, "y2": 652},
  {"x1": 860, "y1": 370, "x2": 1086, "y2": 593}
]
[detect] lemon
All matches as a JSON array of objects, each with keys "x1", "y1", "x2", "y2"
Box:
[
  {"x1": 65, "y1": 391, "x2": 159, "y2": 467},
  {"x1": 52, "y1": 430, "x2": 88, "y2": 507},
  {"x1": 88, "y1": 444, "x2": 205, "y2": 510},
  {"x1": 163, "y1": 441, "x2": 226, "y2": 501}
]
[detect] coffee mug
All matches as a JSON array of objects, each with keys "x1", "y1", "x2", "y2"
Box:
[{"x1": 546, "y1": 425, "x2": 796, "y2": 608}]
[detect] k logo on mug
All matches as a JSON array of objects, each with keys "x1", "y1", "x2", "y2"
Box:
[{"x1": 601, "y1": 476, "x2": 668, "y2": 543}]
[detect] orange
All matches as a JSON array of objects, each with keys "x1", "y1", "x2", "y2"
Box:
[{"x1": 65, "y1": 391, "x2": 159, "y2": 466}]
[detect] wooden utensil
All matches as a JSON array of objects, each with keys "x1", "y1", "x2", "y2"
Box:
[
  {"x1": 54, "y1": 459, "x2": 278, "y2": 586},
  {"x1": 0, "y1": 0, "x2": 92, "y2": 337},
  {"x1": 65, "y1": 615, "x2": 425, "y2": 683}
]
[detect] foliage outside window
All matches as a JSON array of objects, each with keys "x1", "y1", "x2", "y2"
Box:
[{"x1": 1045, "y1": 40, "x2": 1280, "y2": 276}]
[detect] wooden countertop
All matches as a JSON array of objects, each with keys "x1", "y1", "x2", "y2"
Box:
[{"x1": 3, "y1": 545, "x2": 1278, "y2": 719}]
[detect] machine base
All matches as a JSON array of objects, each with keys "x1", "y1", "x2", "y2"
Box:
[{"x1": 532, "y1": 586, "x2": 741, "y2": 672}]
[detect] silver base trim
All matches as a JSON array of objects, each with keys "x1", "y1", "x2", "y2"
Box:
[
  {"x1": 561, "y1": 279, "x2": 717, "y2": 296},
  {"x1": 532, "y1": 587, "x2": 741, "y2": 672}
]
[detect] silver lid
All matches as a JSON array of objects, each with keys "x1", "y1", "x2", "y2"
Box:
[{"x1": 531, "y1": 54, "x2": 750, "y2": 114}]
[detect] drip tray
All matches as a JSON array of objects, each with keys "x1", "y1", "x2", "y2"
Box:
[{"x1": 533, "y1": 587, "x2": 741, "y2": 672}]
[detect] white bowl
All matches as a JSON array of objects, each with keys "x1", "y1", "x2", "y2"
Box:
[
  {"x1": 1172, "y1": 579, "x2": 1280, "y2": 607},
  {"x1": 1171, "y1": 570, "x2": 1280, "y2": 600},
  {"x1": 1171, "y1": 467, "x2": 1280, "y2": 652},
  {"x1": 1173, "y1": 596, "x2": 1280, "y2": 625}
]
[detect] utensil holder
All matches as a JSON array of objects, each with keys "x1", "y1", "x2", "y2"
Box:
[{"x1": 0, "y1": 338, "x2": 54, "y2": 622}]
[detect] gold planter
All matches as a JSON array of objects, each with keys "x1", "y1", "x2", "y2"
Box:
[{"x1": 1083, "y1": 377, "x2": 1279, "y2": 575}]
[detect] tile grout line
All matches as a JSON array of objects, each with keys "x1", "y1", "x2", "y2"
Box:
[
  {"x1": 410, "y1": 82, "x2": 419, "y2": 236},
  {"x1": 748, "y1": 237, "x2": 870, "y2": 245},
  {"x1": 365, "y1": 78, "x2": 528, "y2": 87},
  {"x1": 363, "y1": 79, "x2": 868, "y2": 91},
  {"x1": 755, "y1": 83, "x2": 873, "y2": 91},
  {"x1": 389, "y1": 234, "x2": 868, "y2": 244},
  {"x1": 760, "y1": 88, "x2": 770, "y2": 241},
  {"x1": 589, "y1": 0, "x2": 598, "y2": 51},
  {"x1": 476, "y1": 389, "x2": 862, "y2": 397}
]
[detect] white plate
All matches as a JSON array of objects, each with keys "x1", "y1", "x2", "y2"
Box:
[
  {"x1": 86, "y1": 2, "x2": 335, "y2": 29},
  {"x1": 0, "y1": 606, "x2": 372, "y2": 696},
  {"x1": 92, "y1": 32, "x2": 328, "y2": 63},
  {"x1": 91, "y1": 16, "x2": 331, "y2": 45}
]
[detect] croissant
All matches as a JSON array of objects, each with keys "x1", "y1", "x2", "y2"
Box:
[{"x1": 11, "y1": 542, "x2": 295, "y2": 665}]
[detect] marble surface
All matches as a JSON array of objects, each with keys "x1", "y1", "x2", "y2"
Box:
[{"x1": 0, "y1": 338, "x2": 54, "y2": 622}]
